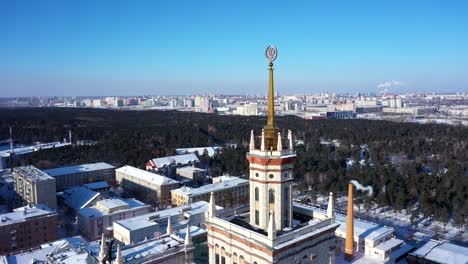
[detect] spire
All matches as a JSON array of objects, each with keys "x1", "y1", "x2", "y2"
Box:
[
  {"x1": 277, "y1": 132, "x2": 282, "y2": 151},
  {"x1": 327, "y1": 192, "x2": 335, "y2": 219},
  {"x1": 267, "y1": 211, "x2": 276, "y2": 240},
  {"x1": 265, "y1": 45, "x2": 277, "y2": 128},
  {"x1": 98, "y1": 233, "x2": 107, "y2": 261},
  {"x1": 184, "y1": 225, "x2": 192, "y2": 246},
  {"x1": 260, "y1": 129, "x2": 265, "y2": 151},
  {"x1": 166, "y1": 217, "x2": 173, "y2": 235},
  {"x1": 115, "y1": 244, "x2": 123, "y2": 264},
  {"x1": 208, "y1": 192, "x2": 216, "y2": 217},
  {"x1": 249, "y1": 130, "x2": 255, "y2": 150},
  {"x1": 288, "y1": 130, "x2": 294, "y2": 150}
]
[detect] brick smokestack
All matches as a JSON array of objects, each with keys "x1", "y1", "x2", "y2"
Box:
[{"x1": 345, "y1": 182, "x2": 354, "y2": 260}]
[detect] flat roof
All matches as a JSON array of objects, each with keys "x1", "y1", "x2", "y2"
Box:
[
  {"x1": 83, "y1": 181, "x2": 109, "y2": 190},
  {"x1": 116, "y1": 165, "x2": 179, "y2": 185},
  {"x1": 0, "y1": 204, "x2": 55, "y2": 226},
  {"x1": 374, "y1": 238, "x2": 404, "y2": 252},
  {"x1": 410, "y1": 240, "x2": 468, "y2": 264},
  {"x1": 78, "y1": 198, "x2": 146, "y2": 218},
  {"x1": 44, "y1": 162, "x2": 115, "y2": 177},
  {"x1": 150, "y1": 153, "x2": 199, "y2": 168},
  {"x1": 171, "y1": 177, "x2": 248, "y2": 197},
  {"x1": 115, "y1": 201, "x2": 218, "y2": 231},
  {"x1": 176, "y1": 166, "x2": 206, "y2": 173},
  {"x1": 14, "y1": 165, "x2": 54, "y2": 182}
]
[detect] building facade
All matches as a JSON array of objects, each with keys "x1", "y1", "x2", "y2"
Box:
[
  {"x1": 0, "y1": 204, "x2": 58, "y2": 255},
  {"x1": 13, "y1": 166, "x2": 57, "y2": 209},
  {"x1": 44, "y1": 162, "x2": 115, "y2": 191},
  {"x1": 116, "y1": 165, "x2": 180, "y2": 208}
]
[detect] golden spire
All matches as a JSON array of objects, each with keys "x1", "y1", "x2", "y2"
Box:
[
  {"x1": 263, "y1": 45, "x2": 279, "y2": 151},
  {"x1": 267, "y1": 61, "x2": 275, "y2": 127}
]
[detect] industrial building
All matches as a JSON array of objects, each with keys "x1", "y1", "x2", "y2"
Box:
[
  {"x1": 408, "y1": 239, "x2": 468, "y2": 264},
  {"x1": 116, "y1": 165, "x2": 180, "y2": 208},
  {"x1": 44, "y1": 162, "x2": 115, "y2": 191},
  {"x1": 0, "y1": 204, "x2": 58, "y2": 255},
  {"x1": 77, "y1": 198, "x2": 151, "y2": 241},
  {"x1": 13, "y1": 165, "x2": 57, "y2": 209}
]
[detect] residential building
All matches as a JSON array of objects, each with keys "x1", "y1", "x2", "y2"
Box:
[
  {"x1": 44, "y1": 162, "x2": 115, "y2": 191},
  {"x1": 0, "y1": 204, "x2": 58, "y2": 255},
  {"x1": 77, "y1": 198, "x2": 151, "y2": 240},
  {"x1": 145, "y1": 153, "x2": 200, "y2": 177},
  {"x1": 116, "y1": 165, "x2": 180, "y2": 208},
  {"x1": 113, "y1": 201, "x2": 220, "y2": 245},
  {"x1": 171, "y1": 176, "x2": 248, "y2": 208},
  {"x1": 13, "y1": 165, "x2": 57, "y2": 209}
]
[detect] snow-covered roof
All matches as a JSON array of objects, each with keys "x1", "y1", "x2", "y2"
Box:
[
  {"x1": 0, "y1": 204, "x2": 55, "y2": 226},
  {"x1": 335, "y1": 212, "x2": 394, "y2": 242},
  {"x1": 410, "y1": 239, "x2": 468, "y2": 264},
  {"x1": 175, "y1": 147, "x2": 220, "y2": 157},
  {"x1": 176, "y1": 166, "x2": 206, "y2": 173},
  {"x1": 14, "y1": 165, "x2": 54, "y2": 182},
  {"x1": 116, "y1": 165, "x2": 179, "y2": 185},
  {"x1": 115, "y1": 201, "x2": 220, "y2": 231},
  {"x1": 63, "y1": 186, "x2": 101, "y2": 211},
  {"x1": 171, "y1": 176, "x2": 248, "y2": 197},
  {"x1": 149, "y1": 153, "x2": 199, "y2": 168},
  {"x1": 374, "y1": 238, "x2": 404, "y2": 252},
  {"x1": 44, "y1": 162, "x2": 115, "y2": 177},
  {"x1": 1, "y1": 236, "x2": 88, "y2": 264},
  {"x1": 78, "y1": 198, "x2": 147, "y2": 218}
]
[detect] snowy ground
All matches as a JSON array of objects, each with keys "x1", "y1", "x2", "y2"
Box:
[{"x1": 307, "y1": 194, "x2": 468, "y2": 246}]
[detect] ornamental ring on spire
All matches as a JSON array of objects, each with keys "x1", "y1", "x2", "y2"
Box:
[{"x1": 265, "y1": 45, "x2": 278, "y2": 63}]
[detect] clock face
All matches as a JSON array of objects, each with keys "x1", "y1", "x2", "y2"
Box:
[{"x1": 265, "y1": 45, "x2": 278, "y2": 62}]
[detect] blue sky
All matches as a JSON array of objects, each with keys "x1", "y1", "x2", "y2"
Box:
[{"x1": 2, "y1": 0, "x2": 468, "y2": 96}]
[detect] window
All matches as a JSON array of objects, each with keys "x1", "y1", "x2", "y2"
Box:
[
  {"x1": 284, "y1": 187, "x2": 289, "y2": 201},
  {"x1": 255, "y1": 173, "x2": 259, "y2": 177},
  {"x1": 269, "y1": 174, "x2": 274, "y2": 179},
  {"x1": 221, "y1": 247, "x2": 226, "y2": 264},
  {"x1": 255, "y1": 187, "x2": 259, "y2": 201},
  {"x1": 233, "y1": 253, "x2": 238, "y2": 264},
  {"x1": 239, "y1": 256, "x2": 245, "y2": 264},
  {"x1": 255, "y1": 210, "x2": 259, "y2": 225},
  {"x1": 269, "y1": 189, "x2": 275, "y2": 203}
]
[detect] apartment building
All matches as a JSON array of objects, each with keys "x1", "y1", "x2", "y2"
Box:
[
  {"x1": 13, "y1": 166, "x2": 57, "y2": 209},
  {"x1": 0, "y1": 204, "x2": 58, "y2": 255}
]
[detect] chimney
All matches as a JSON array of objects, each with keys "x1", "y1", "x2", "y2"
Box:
[{"x1": 345, "y1": 183, "x2": 354, "y2": 261}]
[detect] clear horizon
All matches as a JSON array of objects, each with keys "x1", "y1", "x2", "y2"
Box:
[{"x1": 2, "y1": 1, "x2": 468, "y2": 96}]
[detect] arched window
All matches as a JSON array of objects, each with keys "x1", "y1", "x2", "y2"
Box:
[
  {"x1": 233, "y1": 253, "x2": 238, "y2": 264},
  {"x1": 239, "y1": 255, "x2": 245, "y2": 264},
  {"x1": 255, "y1": 187, "x2": 259, "y2": 201},
  {"x1": 269, "y1": 189, "x2": 275, "y2": 203},
  {"x1": 215, "y1": 244, "x2": 220, "y2": 264},
  {"x1": 221, "y1": 247, "x2": 226, "y2": 264}
]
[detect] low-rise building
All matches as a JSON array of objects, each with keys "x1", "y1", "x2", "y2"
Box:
[
  {"x1": 61, "y1": 186, "x2": 103, "y2": 213},
  {"x1": 116, "y1": 165, "x2": 180, "y2": 208},
  {"x1": 83, "y1": 181, "x2": 111, "y2": 193},
  {"x1": 0, "y1": 204, "x2": 58, "y2": 255},
  {"x1": 77, "y1": 198, "x2": 151, "y2": 241},
  {"x1": 176, "y1": 166, "x2": 207, "y2": 186},
  {"x1": 113, "y1": 201, "x2": 221, "y2": 245},
  {"x1": 408, "y1": 239, "x2": 468, "y2": 264},
  {"x1": 44, "y1": 162, "x2": 115, "y2": 191},
  {"x1": 145, "y1": 153, "x2": 200, "y2": 177},
  {"x1": 13, "y1": 165, "x2": 57, "y2": 209},
  {"x1": 171, "y1": 176, "x2": 249, "y2": 208}
]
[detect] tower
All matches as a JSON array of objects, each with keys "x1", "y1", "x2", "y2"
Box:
[
  {"x1": 247, "y1": 45, "x2": 295, "y2": 231},
  {"x1": 345, "y1": 183, "x2": 355, "y2": 260}
]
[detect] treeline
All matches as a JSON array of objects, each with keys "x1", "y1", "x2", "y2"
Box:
[{"x1": 0, "y1": 108, "x2": 467, "y2": 226}]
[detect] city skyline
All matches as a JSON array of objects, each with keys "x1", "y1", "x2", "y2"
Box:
[{"x1": 2, "y1": 1, "x2": 468, "y2": 96}]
